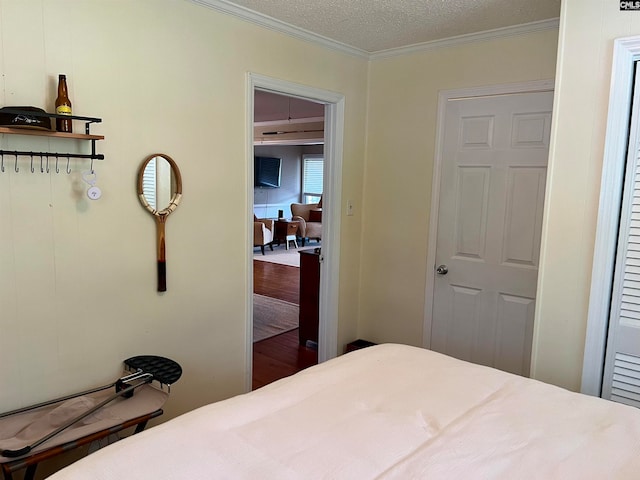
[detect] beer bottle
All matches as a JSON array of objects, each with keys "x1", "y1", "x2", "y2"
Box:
[{"x1": 55, "y1": 74, "x2": 72, "y2": 133}]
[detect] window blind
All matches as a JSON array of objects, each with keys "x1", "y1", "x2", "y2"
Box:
[{"x1": 303, "y1": 156, "x2": 323, "y2": 204}]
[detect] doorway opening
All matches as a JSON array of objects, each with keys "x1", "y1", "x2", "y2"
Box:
[
  {"x1": 252, "y1": 90, "x2": 324, "y2": 389},
  {"x1": 246, "y1": 73, "x2": 344, "y2": 391}
]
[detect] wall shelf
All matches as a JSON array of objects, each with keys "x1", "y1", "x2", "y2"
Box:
[
  {"x1": 0, "y1": 109, "x2": 104, "y2": 168},
  {"x1": 0, "y1": 127, "x2": 103, "y2": 141}
]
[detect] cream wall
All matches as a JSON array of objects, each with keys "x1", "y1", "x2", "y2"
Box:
[
  {"x1": 0, "y1": 0, "x2": 367, "y2": 418},
  {"x1": 2, "y1": 0, "x2": 621, "y2": 438},
  {"x1": 533, "y1": 0, "x2": 640, "y2": 390},
  {"x1": 360, "y1": 31, "x2": 558, "y2": 359}
]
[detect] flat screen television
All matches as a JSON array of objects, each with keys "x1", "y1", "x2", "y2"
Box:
[{"x1": 254, "y1": 156, "x2": 282, "y2": 188}]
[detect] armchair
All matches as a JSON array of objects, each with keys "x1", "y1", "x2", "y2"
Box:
[
  {"x1": 290, "y1": 202, "x2": 322, "y2": 247},
  {"x1": 254, "y1": 217, "x2": 274, "y2": 255}
]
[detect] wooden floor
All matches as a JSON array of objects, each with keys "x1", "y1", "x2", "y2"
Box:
[
  {"x1": 253, "y1": 259, "x2": 318, "y2": 390},
  {"x1": 253, "y1": 260, "x2": 300, "y2": 304}
]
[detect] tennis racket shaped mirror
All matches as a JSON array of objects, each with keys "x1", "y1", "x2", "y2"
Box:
[
  {"x1": 137, "y1": 153, "x2": 183, "y2": 292},
  {"x1": 1, "y1": 355, "x2": 182, "y2": 458}
]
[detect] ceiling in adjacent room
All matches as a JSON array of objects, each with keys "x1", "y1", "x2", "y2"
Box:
[
  {"x1": 255, "y1": 90, "x2": 324, "y2": 123},
  {"x1": 254, "y1": 91, "x2": 325, "y2": 145}
]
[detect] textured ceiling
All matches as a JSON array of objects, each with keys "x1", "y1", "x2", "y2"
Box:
[{"x1": 223, "y1": 0, "x2": 561, "y2": 53}]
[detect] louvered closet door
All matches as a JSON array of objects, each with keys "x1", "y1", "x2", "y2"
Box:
[{"x1": 602, "y1": 63, "x2": 640, "y2": 407}]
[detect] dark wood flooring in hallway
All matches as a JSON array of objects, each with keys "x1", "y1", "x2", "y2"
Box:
[{"x1": 253, "y1": 259, "x2": 318, "y2": 390}]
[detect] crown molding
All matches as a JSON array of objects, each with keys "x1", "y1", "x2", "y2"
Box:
[
  {"x1": 370, "y1": 18, "x2": 560, "y2": 60},
  {"x1": 188, "y1": 0, "x2": 559, "y2": 61},
  {"x1": 188, "y1": 0, "x2": 370, "y2": 59}
]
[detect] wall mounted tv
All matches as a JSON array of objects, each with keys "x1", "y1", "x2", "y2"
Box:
[{"x1": 254, "y1": 156, "x2": 282, "y2": 188}]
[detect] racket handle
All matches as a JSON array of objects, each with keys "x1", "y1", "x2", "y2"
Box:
[{"x1": 157, "y1": 261, "x2": 166, "y2": 292}]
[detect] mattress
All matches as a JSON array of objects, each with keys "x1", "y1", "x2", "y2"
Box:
[{"x1": 48, "y1": 344, "x2": 640, "y2": 479}]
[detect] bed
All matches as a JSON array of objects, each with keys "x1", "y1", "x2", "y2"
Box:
[{"x1": 48, "y1": 344, "x2": 640, "y2": 479}]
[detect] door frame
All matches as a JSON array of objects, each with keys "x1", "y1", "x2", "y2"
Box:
[
  {"x1": 245, "y1": 73, "x2": 345, "y2": 391},
  {"x1": 582, "y1": 36, "x2": 640, "y2": 396},
  {"x1": 422, "y1": 79, "x2": 555, "y2": 349}
]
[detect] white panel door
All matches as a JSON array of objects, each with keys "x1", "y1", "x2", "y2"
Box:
[{"x1": 431, "y1": 91, "x2": 553, "y2": 376}]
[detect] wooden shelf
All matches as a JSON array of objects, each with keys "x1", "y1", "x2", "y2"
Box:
[{"x1": 0, "y1": 126, "x2": 103, "y2": 140}]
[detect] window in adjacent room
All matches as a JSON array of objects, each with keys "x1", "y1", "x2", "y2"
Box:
[{"x1": 302, "y1": 154, "x2": 323, "y2": 204}]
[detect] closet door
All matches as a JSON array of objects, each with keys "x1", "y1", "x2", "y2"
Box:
[{"x1": 602, "y1": 62, "x2": 640, "y2": 408}]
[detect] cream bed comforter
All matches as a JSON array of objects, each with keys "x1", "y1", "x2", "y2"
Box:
[{"x1": 49, "y1": 344, "x2": 640, "y2": 479}]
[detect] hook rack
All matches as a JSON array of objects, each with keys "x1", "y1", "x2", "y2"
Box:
[
  {"x1": 0, "y1": 109, "x2": 104, "y2": 173},
  {"x1": 0, "y1": 150, "x2": 104, "y2": 160},
  {"x1": 0, "y1": 151, "x2": 103, "y2": 174}
]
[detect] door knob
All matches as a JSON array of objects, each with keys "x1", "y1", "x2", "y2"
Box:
[{"x1": 436, "y1": 264, "x2": 448, "y2": 275}]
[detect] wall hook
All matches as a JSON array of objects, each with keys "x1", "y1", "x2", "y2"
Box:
[
  {"x1": 40, "y1": 155, "x2": 44, "y2": 173},
  {"x1": 55, "y1": 155, "x2": 60, "y2": 174},
  {"x1": 30, "y1": 153, "x2": 35, "y2": 173},
  {"x1": 14, "y1": 153, "x2": 19, "y2": 173},
  {"x1": 1, "y1": 153, "x2": 4, "y2": 173},
  {"x1": 66, "y1": 156, "x2": 71, "y2": 175},
  {"x1": 45, "y1": 155, "x2": 50, "y2": 173}
]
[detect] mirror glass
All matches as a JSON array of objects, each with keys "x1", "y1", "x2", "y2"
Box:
[
  {"x1": 137, "y1": 153, "x2": 182, "y2": 292},
  {"x1": 138, "y1": 154, "x2": 182, "y2": 215}
]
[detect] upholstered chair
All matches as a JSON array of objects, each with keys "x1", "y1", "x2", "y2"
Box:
[
  {"x1": 290, "y1": 202, "x2": 322, "y2": 247},
  {"x1": 254, "y1": 217, "x2": 275, "y2": 255}
]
